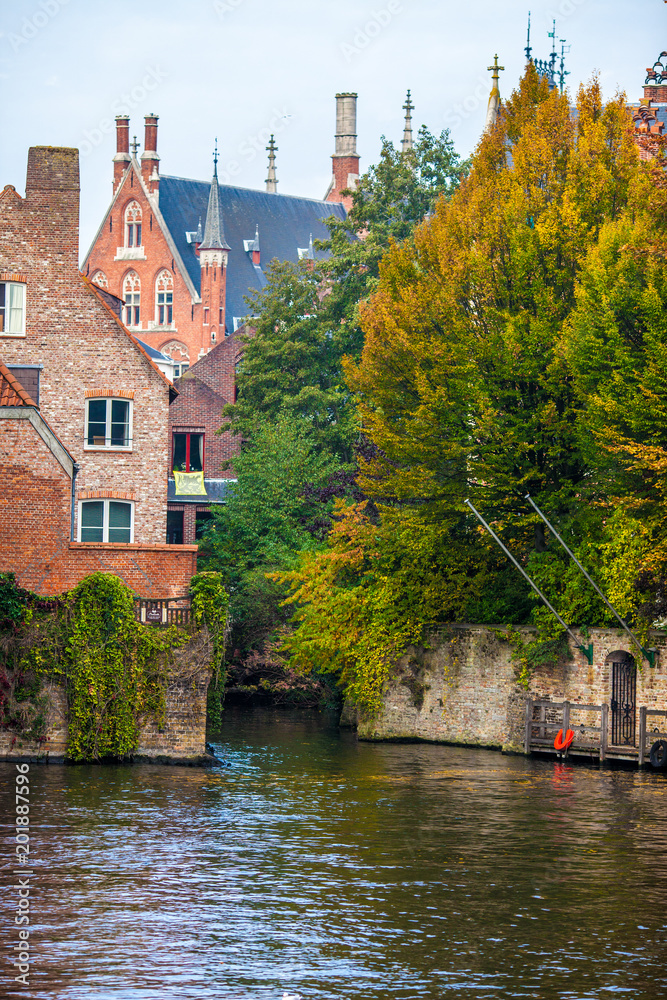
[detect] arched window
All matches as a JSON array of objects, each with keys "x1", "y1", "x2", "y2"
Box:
[
  {"x1": 124, "y1": 201, "x2": 142, "y2": 248},
  {"x1": 91, "y1": 270, "x2": 108, "y2": 289},
  {"x1": 123, "y1": 271, "x2": 141, "y2": 327},
  {"x1": 156, "y1": 270, "x2": 173, "y2": 326}
]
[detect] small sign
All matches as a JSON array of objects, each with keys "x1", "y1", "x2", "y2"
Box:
[{"x1": 145, "y1": 605, "x2": 163, "y2": 622}]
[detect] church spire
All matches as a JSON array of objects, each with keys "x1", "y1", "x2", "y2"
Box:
[
  {"x1": 485, "y1": 54, "x2": 504, "y2": 130},
  {"x1": 401, "y1": 90, "x2": 414, "y2": 152},
  {"x1": 525, "y1": 10, "x2": 532, "y2": 63},
  {"x1": 266, "y1": 134, "x2": 278, "y2": 193},
  {"x1": 201, "y1": 144, "x2": 230, "y2": 252}
]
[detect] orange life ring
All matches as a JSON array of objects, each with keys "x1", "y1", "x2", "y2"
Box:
[{"x1": 554, "y1": 728, "x2": 574, "y2": 751}]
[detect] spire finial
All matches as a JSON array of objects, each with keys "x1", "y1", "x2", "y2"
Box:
[
  {"x1": 525, "y1": 10, "x2": 532, "y2": 63},
  {"x1": 213, "y1": 137, "x2": 219, "y2": 169},
  {"x1": 485, "y1": 55, "x2": 505, "y2": 130},
  {"x1": 401, "y1": 89, "x2": 414, "y2": 153},
  {"x1": 266, "y1": 134, "x2": 278, "y2": 193},
  {"x1": 130, "y1": 135, "x2": 140, "y2": 156}
]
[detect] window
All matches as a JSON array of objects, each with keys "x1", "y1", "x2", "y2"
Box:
[
  {"x1": 80, "y1": 499, "x2": 133, "y2": 543},
  {"x1": 167, "y1": 510, "x2": 184, "y2": 545},
  {"x1": 125, "y1": 201, "x2": 142, "y2": 247},
  {"x1": 173, "y1": 432, "x2": 204, "y2": 472},
  {"x1": 0, "y1": 281, "x2": 26, "y2": 335},
  {"x1": 211, "y1": 330, "x2": 216, "y2": 343},
  {"x1": 156, "y1": 270, "x2": 173, "y2": 326},
  {"x1": 203, "y1": 307, "x2": 209, "y2": 325},
  {"x1": 172, "y1": 362, "x2": 189, "y2": 379},
  {"x1": 85, "y1": 397, "x2": 132, "y2": 449},
  {"x1": 122, "y1": 271, "x2": 141, "y2": 327}
]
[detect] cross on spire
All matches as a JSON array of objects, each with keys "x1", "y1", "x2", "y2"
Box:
[
  {"x1": 130, "y1": 135, "x2": 140, "y2": 156},
  {"x1": 487, "y1": 53, "x2": 505, "y2": 87},
  {"x1": 485, "y1": 55, "x2": 505, "y2": 130},
  {"x1": 213, "y1": 137, "x2": 219, "y2": 168}
]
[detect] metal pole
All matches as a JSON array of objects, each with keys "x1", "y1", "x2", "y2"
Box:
[
  {"x1": 465, "y1": 498, "x2": 585, "y2": 652},
  {"x1": 525, "y1": 494, "x2": 654, "y2": 666}
]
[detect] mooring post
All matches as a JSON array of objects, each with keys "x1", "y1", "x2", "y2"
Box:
[
  {"x1": 563, "y1": 700, "x2": 570, "y2": 733},
  {"x1": 524, "y1": 697, "x2": 533, "y2": 754},
  {"x1": 638, "y1": 706, "x2": 647, "y2": 768},
  {"x1": 600, "y1": 704, "x2": 608, "y2": 762}
]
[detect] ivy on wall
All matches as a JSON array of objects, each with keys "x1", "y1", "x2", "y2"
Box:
[{"x1": 0, "y1": 571, "x2": 229, "y2": 761}]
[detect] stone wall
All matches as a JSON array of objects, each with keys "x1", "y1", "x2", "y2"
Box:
[
  {"x1": 357, "y1": 625, "x2": 667, "y2": 751},
  {"x1": 0, "y1": 631, "x2": 213, "y2": 764}
]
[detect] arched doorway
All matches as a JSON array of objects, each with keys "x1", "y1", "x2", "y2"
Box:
[{"x1": 607, "y1": 650, "x2": 637, "y2": 746}]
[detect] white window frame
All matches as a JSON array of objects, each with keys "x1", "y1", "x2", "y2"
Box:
[
  {"x1": 84, "y1": 397, "x2": 133, "y2": 451},
  {"x1": 78, "y1": 499, "x2": 135, "y2": 543},
  {"x1": 0, "y1": 281, "x2": 26, "y2": 337}
]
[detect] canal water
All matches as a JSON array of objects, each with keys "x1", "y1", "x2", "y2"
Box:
[{"x1": 2, "y1": 707, "x2": 667, "y2": 999}]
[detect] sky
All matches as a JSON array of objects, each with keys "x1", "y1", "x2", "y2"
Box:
[{"x1": 0, "y1": 0, "x2": 661, "y2": 260}]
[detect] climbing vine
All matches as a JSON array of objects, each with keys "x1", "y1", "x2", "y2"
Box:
[
  {"x1": 0, "y1": 572, "x2": 229, "y2": 761},
  {"x1": 190, "y1": 572, "x2": 230, "y2": 730}
]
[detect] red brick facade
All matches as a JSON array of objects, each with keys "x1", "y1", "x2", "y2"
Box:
[
  {"x1": 168, "y1": 328, "x2": 245, "y2": 543},
  {"x1": 0, "y1": 146, "x2": 196, "y2": 598},
  {"x1": 84, "y1": 116, "x2": 213, "y2": 371}
]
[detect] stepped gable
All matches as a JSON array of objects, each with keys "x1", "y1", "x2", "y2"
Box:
[
  {"x1": 0, "y1": 362, "x2": 37, "y2": 407},
  {"x1": 158, "y1": 176, "x2": 345, "y2": 329}
]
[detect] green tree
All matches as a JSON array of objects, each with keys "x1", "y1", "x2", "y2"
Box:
[
  {"x1": 222, "y1": 128, "x2": 470, "y2": 465},
  {"x1": 277, "y1": 71, "x2": 666, "y2": 712}
]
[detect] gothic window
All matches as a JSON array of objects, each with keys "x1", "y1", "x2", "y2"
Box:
[
  {"x1": 156, "y1": 270, "x2": 173, "y2": 326},
  {"x1": 91, "y1": 270, "x2": 108, "y2": 289},
  {"x1": 125, "y1": 201, "x2": 142, "y2": 248},
  {"x1": 123, "y1": 272, "x2": 141, "y2": 327}
]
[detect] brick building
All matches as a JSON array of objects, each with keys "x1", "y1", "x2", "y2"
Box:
[
  {"x1": 82, "y1": 93, "x2": 356, "y2": 374},
  {"x1": 167, "y1": 329, "x2": 243, "y2": 544},
  {"x1": 0, "y1": 146, "x2": 197, "y2": 597},
  {"x1": 629, "y1": 50, "x2": 667, "y2": 160}
]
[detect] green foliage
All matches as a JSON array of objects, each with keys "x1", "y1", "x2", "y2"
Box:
[
  {"x1": 223, "y1": 128, "x2": 469, "y2": 466},
  {"x1": 190, "y1": 572, "x2": 230, "y2": 730},
  {"x1": 60, "y1": 574, "x2": 190, "y2": 761},
  {"x1": 276, "y1": 72, "x2": 667, "y2": 713},
  {"x1": 0, "y1": 573, "x2": 213, "y2": 761}
]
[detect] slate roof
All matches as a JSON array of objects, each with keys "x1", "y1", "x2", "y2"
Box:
[
  {"x1": 158, "y1": 176, "x2": 346, "y2": 331},
  {"x1": 0, "y1": 362, "x2": 37, "y2": 407}
]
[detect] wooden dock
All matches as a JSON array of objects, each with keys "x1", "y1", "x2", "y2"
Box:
[{"x1": 524, "y1": 699, "x2": 667, "y2": 767}]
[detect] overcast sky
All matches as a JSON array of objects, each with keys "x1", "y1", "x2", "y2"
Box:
[{"x1": 0, "y1": 0, "x2": 660, "y2": 260}]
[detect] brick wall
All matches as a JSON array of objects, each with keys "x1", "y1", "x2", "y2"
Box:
[
  {"x1": 0, "y1": 414, "x2": 72, "y2": 590},
  {"x1": 169, "y1": 330, "x2": 243, "y2": 478},
  {"x1": 0, "y1": 631, "x2": 212, "y2": 763},
  {"x1": 0, "y1": 147, "x2": 173, "y2": 547},
  {"x1": 358, "y1": 625, "x2": 667, "y2": 752}
]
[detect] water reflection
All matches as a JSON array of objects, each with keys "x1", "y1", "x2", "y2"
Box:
[{"x1": 2, "y1": 706, "x2": 667, "y2": 999}]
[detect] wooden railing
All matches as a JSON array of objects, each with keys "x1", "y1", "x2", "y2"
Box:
[
  {"x1": 524, "y1": 699, "x2": 609, "y2": 760},
  {"x1": 133, "y1": 598, "x2": 192, "y2": 628},
  {"x1": 638, "y1": 708, "x2": 667, "y2": 767}
]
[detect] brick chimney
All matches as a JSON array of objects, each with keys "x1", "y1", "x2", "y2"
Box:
[
  {"x1": 113, "y1": 115, "x2": 131, "y2": 194},
  {"x1": 141, "y1": 114, "x2": 160, "y2": 195},
  {"x1": 25, "y1": 147, "x2": 80, "y2": 268},
  {"x1": 325, "y1": 93, "x2": 360, "y2": 211}
]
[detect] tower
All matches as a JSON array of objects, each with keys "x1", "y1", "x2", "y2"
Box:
[
  {"x1": 199, "y1": 148, "x2": 231, "y2": 352},
  {"x1": 402, "y1": 90, "x2": 414, "y2": 152},
  {"x1": 325, "y1": 93, "x2": 360, "y2": 210}
]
